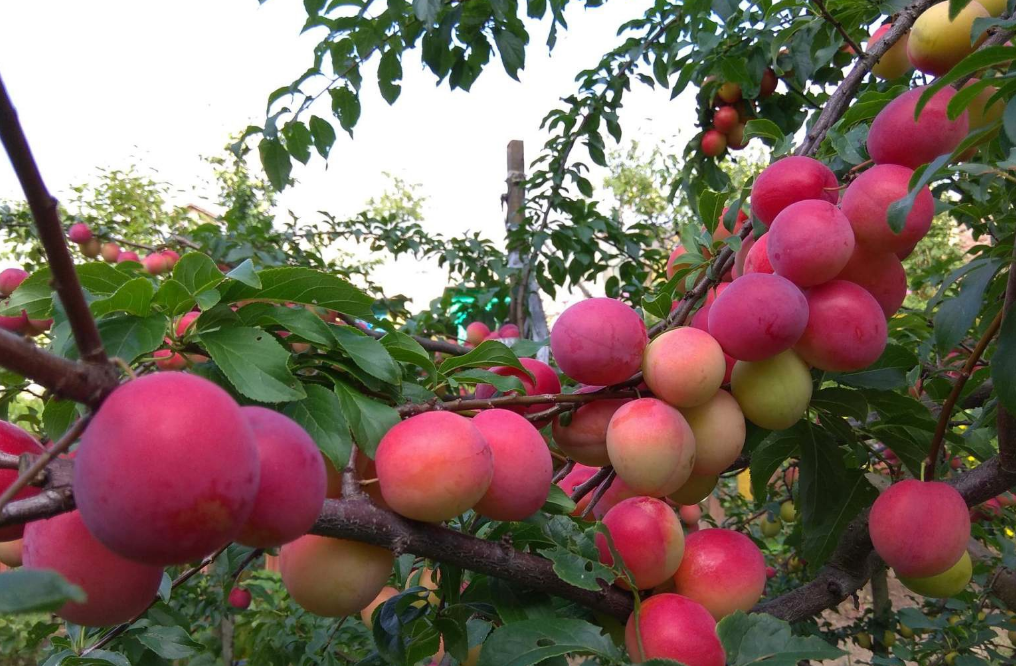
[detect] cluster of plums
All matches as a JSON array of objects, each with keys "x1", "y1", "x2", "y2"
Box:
[
  {"x1": 0, "y1": 267, "x2": 51, "y2": 336},
  {"x1": 67, "y1": 221, "x2": 182, "y2": 274},
  {"x1": 700, "y1": 71, "x2": 778, "y2": 158}
]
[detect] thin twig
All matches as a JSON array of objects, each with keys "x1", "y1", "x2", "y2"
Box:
[
  {"x1": 570, "y1": 466, "x2": 613, "y2": 503},
  {"x1": 0, "y1": 416, "x2": 89, "y2": 514},
  {"x1": 812, "y1": 0, "x2": 863, "y2": 57},
  {"x1": 552, "y1": 460, "x2": 576, "y2": 484},
  {"x1": 581, "y1": 469, "x2": 617, "y2": 519},
  {"x1": 335, "y1": 313, "x2": 470, "y2": 356},
  {"x1": 925, "y1": 309, "x2": 1003, "y2": 479},
  {"x1": 231, "y1": 548, "x2": 264, "y2": 581},
  {"x1": 398, "y1": 390, "x2": 641, "y2": 417}
]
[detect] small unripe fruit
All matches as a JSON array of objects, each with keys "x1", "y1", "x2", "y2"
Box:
[
  {"x1": 701, "y1": 130, "x2": 727, "y2": 158},
  {"x1": 596, "y1": 496, "x2": 685, "y2": 590},
  {"x1": 376, "y1": 412, "x2": 493, "y2": 522},
  {"x1": 101, "y1": 242, "x2": 121, "y2": 263},
  {"x1": 67, "y1": 222, "x2": 93, "y2": 244},
  {"x1": 229, "y1": 587, "x2": 252, "y2": 609},
  {"x1": 606, "y1": 398, "x2": 696, "y2": 497},
  {"x1": 731, "y1": 351, "x2": 812, "y2": 430},
  {"x1": 899, "y1": 623, "x2": 914, "y2": 638},
  {"x1": 23, "y1": 510, "x2": 163, "y2": 626},
  {"x1": 717, "y1": 82, "x2": 741, "y2": 103},
  {"x1": 779, "y1": 501, "x2": 797, "y2": 523},
  {"x1": 550, "y1": 298, "x2": 648, "y2": 386},
  {"x1": 945, "y1": 651, "x2": 958, "y2": 665},
  {"x1": 280, "y1": 535, "x2": 393, "y2": 617},
  {"x1": 856, "y1": 632, "x2": 872, "y2": 649},
  {"x1": 669, "y1": 474, "x2": 719, "y2": 505},
  {"x1": 869, "y1": 479, "x2": 970, "y2": 577},
  {"x1": 625, "y1": 593, "x2": 725, "y2": 666},
  {"x1": 236, "y1": 407, "x2": 327, "y2": 548},
  {"x1": 765, "y1": 565, "x2": 776, "y2": 579},
  {"x1": 80, "y1": 237, "x2": 102, "y2": 258},
  {"x1": 73, "y1": 372, "x2": 260, "y2": 566},
  {"x1": 760, "y1": 515, "x2": 782, "y2": 538}
]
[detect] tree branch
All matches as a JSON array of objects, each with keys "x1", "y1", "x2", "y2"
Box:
[
  {"x1": 811, "y1": 0, "x2": 863, "y2": 57},
  {"x1": 0, "y1": 74, "x2": 109, "y2": 366},
  {"x1": 398, "y1": 390, "x2": 642, "y2": 417},
  {"x1": 336, "y1": 314, "x2": 470, "y2": 356},
  {"x1": 0, "y1": 330, "x2": 118, "y2": 405}
]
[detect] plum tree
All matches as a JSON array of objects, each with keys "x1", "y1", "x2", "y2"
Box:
[
  {"x1": 681, "y1": 389, "x2": 746, "y2": 476},
  {"x1": 707, "y1": 273, "x2": 809, "y2": 361},
  {"x1": 606, "y1": 398, "x2": 696, "y2": 496},
  {"x1": 642, "y1": 327, "x2": 726, "y2": 408},
  {"x1": 595, "y1": 496, "x2": 685, "y2": 589},
  {"x1": 470, "y1": 409, "x2": 553, "y2": 521},
  {"x1": 552, "y1": 387, "x2": 627, "y2": 466},
  {"x1": 375, "y1": 411, "x2": 493, "y2": 522},
  {"x1": 672, "y1": 528, "x2": 766, "y2": 619},
  {"x1": 907, "y1": 1, "x2": 989, "y2": 76},
  {"x1": 794, "y1": 281, "x2": 888, "y2": 372},
  {"x1": 72, "y1": 372, "x2": 260, "y2": 566},
  {"x1": 550, "y1": 297, "x2": 648, "y2": 386},
  {"x1": 23, "y1": 510, "x2": 163, "y2": 626},
  {"x1": 279, "y1": 535, "x2": 394, "y2": 617},
  {"x1": 236, "y1": 407, "x2": 327, "y2": 548},
  {"x1": 730, "y1": 350, "x2": 813, "y2": 430},
  {"x1": 869, "y1": 480, "x2": 970, "y2": 578},
  {"x1": 840, "y1": 164, "x2": 934, "y2": 253},
  {"x1": 867, "y1": 86, "x2": 969, "y2": 169},
  {"x1": 767, "y1": 200, "x2": 855, "y2": 287},
  {"x1": 625, "y1": 593, "x2": 726, "y2": 666},
  {"x1": 749, "y1": 156, "x2": 838, "y2": 225}
]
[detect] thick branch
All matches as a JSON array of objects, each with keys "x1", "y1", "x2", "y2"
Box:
[
  {"x1": 312, "y1": 497, "x2": 635, "y2": 620},
  {"x1": 0, "y1": 330, "x2": 118, "y2": 405},
  {"x1": 795, "y1": 0, "x2": 937, "y2": 157},
  {"x1": 398, "y1": 390, "x2": 641, "y2": 417},
  {"x1": 0, "y1": 74, "x2": 108, "y2": 365}
]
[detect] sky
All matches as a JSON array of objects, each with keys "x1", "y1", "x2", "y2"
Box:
[{"x1": 0, "y1": 0, "x2": 698, "y2": 313}]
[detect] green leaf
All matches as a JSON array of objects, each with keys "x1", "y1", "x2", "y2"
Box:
[
  {"x1": 832, "y1": 344, "x2": 919, "y2": 390},
  {"x1": 750, "y1": 429, "x2": 800, "y2": 500},
  {"x1": 413, "y1": 0, "x2": 441, "y2": 23},
  {"x1": 137, "y1": 625, "x2": 204, "y2": 660},
  {"x1": 90, "y1": 277, "x2": 154, "y2": 318},
  {"x1": 308, "y1": 115, "x2": 337, "y2": 159},
  {"x1": 152, "y1": 279, "x2": 195, "y2": 317},
  {"x1": 330, "y1": 87, "x2": 361, "y2": 136},
  {"x1": 258, "y1": 137, "x2": 292, "y2": 191},
  {"x1": 0, "y1": 569, "x2": 86, "y2": 614},
  {"x1": 57, "y1": 650, "x2": 132, "y2": 666},
  {"x1": 810, "y1": 387, "x2": 869, "y2": 422},
  {"x1": 1, "y1": 270, "x2": 53, "y2": 318},
  {"x1": 220, "y1": 267, "x2": 374, "y2": 318},
  {"x1": 283, "y1": 384, "x2": 353, "y2": 470},
  {"x1": 225, "y1": 259, "x2": 261, "y2": 289},
  {"x1": 697, "y1": 189, "x2": 728, "y2": 233},
  {"x1": 378, "y1": 49, "x2": 403, "y2": 105},
  {"x1": 333, "y1": 326, "x2": 401, "y2": 384},
  {"x1": 802, "y1": 469, "x2": 878, "y2": 567},
  {"x1": 541, "y1": 483, "x2": 576, "y2": 515},
  {"x1": 494, "y1": 28, "x2": 525, "y2": 80},
  {"x1": 993, "y1": 307, "x2": 1016, "y2": 415},
  {"x1": 198, "y1": 326, "x2": 306, "y2": 402},
  {"x1": 381, "y1": 331, "x2": 436, "y2": 375},
  {"x1": 542, "y1": 547, "x2": 613, "y2": 592},
  {"x1": 84, "y1": 314, "x2": 166, "y2": 364},
  {"x1": 237, "y1": 304, "x2": 335, "y2": 348},
  {"x1": 282, "y1": 120, "x2": 313, "y2": 164},
  {"x1": 334, "y1": 381, "x2": 401, "y2": 457},
  {"x1": 886, "y1": 153, "x2": 950, "y2": 233},
  {"x1": 718, "y1": 611, "x2": 845, "y2": 666},
  {"x1": 439, "y1": 340, "x2": 529, "y2": 377},
  {"x1": 173, "y1": 253, "x2": 224, "y2": 295},
  {"x1": 449, "y1": 369, "x2": 526, "y2": 394},
  {"x1": 476, "y1": 619, "x2": 620, "y2": 666},
  {"x1": 744, "y1": 119, "x2": 786, "y2": 150},
  {"x1": 934, "y1": 259, "x2": 1002, "y2": 352},
  {"x1": 43, "y1": 399, "x2": 78, "y2": 442}
]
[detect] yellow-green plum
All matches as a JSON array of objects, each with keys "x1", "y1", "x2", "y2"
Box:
[
  {"x1": 606, "y1": 398, "x2": 696, "y2": 497},
  {"x1": 23, "y1": 510, "x2": 163, "y2": 626},
  {"x1": 72, "y1": 372, "x2": 260, "y2": 566},
  {"x1": 870, "y1": 24, "x2": 913, "y2": 79},
  {"x1": 869, "y1": 479, "x2": 970, "y2": 577},
  {"x1": 237, "y1": 407, "x2": 327, "y2": 548},
  {"x1": 595, "y1": 496, "x2": 685, "y2": 589},
  {"x1": 280, "y1": 535, "x2": 393, "y2": 617},
  {"x1": 672, "y1": 528, "x2": 766, "y2": 620},
  {"x1": 681, "y1": 390, "x2": 746, "y2": 476},
  {"x1": 643, "y1": 327, "x2": 726, "y2": 408},
  {"x1": 794, "y1": 281, "x2": 887, "y2": 372},
  {"x1": 376, "y1": 412, "x2": 493, "y2": 522},
  {"x1": 625, "y1": 593, "x2": 725, "y2": 666},
  {"x1": 360, "y1": 586, "x2": 399, "y2": 629},
  {"x1": 907, "y1": 1, "x2": 989, "y2": 76},
  {"x1": 977, "y1": 0, "x2": 1006, "y2": 15},
  {"x1": 898, "y1": 551, "x2": 972, "y2": 598},
  {"x1": 550, "y1": 298, "x2": 648, "y2": 386},
  {"x1": 471, "y1": 409, "x2": 553, "y2": 521},
  {"x1": 552, "y1": 387, "x2": 627, "y2": 466},
  {"x1": 730, "y1": 351, "x2": 812, "y2": 430},
  {"x1": 669, "y1": 474, "x2": 719, "y2": 505}
]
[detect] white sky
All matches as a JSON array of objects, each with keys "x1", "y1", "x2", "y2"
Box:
[{"x1": 0, "y1": 0, "x2": 697, "y2": 313}]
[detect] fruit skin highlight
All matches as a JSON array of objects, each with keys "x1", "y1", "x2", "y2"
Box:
[
  {"x1": 625, "y1": 593, "x2": 726, "y2": 666},
  {"x1": 375, "y1": 411, "x2": 493, "y2": 522},
  {"x1": 72, "y1": 372, "x2": 260, "y2": 566}
]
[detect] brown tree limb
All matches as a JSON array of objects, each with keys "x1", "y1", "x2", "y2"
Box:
[
  {"x1": 925, "y1": 308, "x2": 1004, "y2": 479},
  {"x1": 0, "y1": 75, "x2": 109, "y2": 366},
  {"x1": 398, "y1": 390, "x2": 642, "y2": 417},
  {"x1": 0, "y1": 330, "x2": 118, "y2": 406},
  {"x1": 569, "y1": 465, "x2": 614, "y2": 503},
  {"x1": 311, "y1": 497, "x2": 635, "y2": 621}
]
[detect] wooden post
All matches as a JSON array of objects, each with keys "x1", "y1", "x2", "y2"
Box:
[{"x1": 504, "y1": 141, "x2": 550, "y2": 353}]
